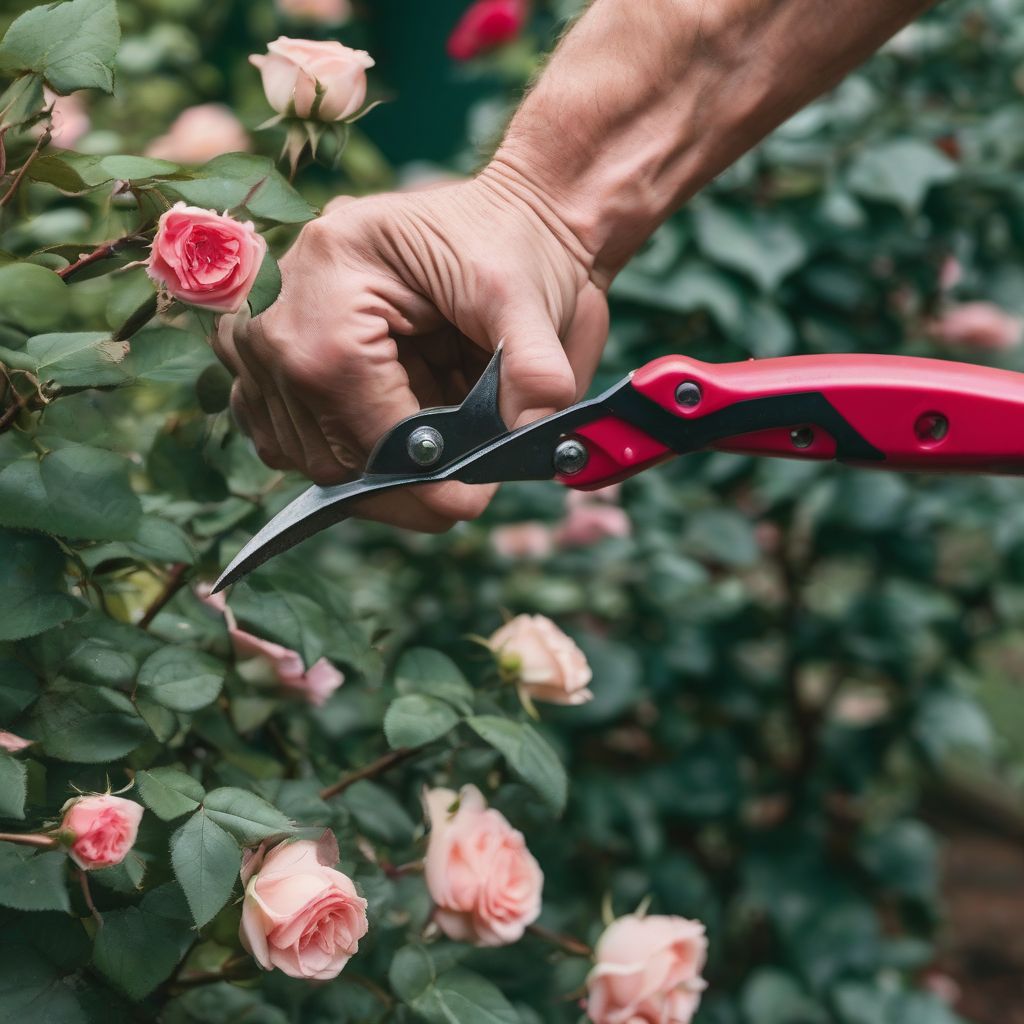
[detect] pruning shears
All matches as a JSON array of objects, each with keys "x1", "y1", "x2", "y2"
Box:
[{"x1": 212, "y1": 347, "x2": 1024, "y2": 592}]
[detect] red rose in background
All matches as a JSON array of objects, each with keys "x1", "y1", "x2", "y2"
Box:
[{"x1": 447, "y1": 0, "x2": 527, "y2": 61}]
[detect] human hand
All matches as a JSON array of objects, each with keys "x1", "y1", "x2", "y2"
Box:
[{"x1": 214, "y1": 169, "x2": 608, "y2": 530}]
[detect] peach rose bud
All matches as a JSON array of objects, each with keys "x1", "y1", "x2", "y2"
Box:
[
  {"x1": 240, "y1": 838, "x2": 368, "y2": 980},
  {"x1": 491, "y1": 522, "x2": 554, "y2": 560},
  {"x1": 554, "y1": 499, "x2": 631, "y2": 549},
  {"x1": 929, "y1": 302, "x2": 1022, "y2": 351},
  {"x1": 0, "y1": 730, "x2": 32, "y2": 753},
  {"x1": 424, "y1": 785, "x2": 543, "y2": 947},
  {"x1": 147, "y1": 203, "x2": 267, "y2": 314},
  {"x1": 61, "y1": 794, "x2": 144, "y2": 871},
  {"x1": 276, "y1": 0, "x2": 351, "y2": 24},
  {"x1": 489, "y1": 614, "x2": 593, "y2": 706},
  {"x1": 586, "y1": 914, "x2": 709, "y2": 1024},
  {"x1": 146, "y1": 104, "x2": 251, "y2": 164},
  {"x1": 249, "y1": 37, "x2": 374, "y2": 122},
  {"x1": 42, "y1": 88, "x2": 90, "y2": 150}
]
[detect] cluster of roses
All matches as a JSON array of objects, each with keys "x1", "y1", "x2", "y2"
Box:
[{"x1": 2, "y1": 615, "x2": 707, "y2": 1022}]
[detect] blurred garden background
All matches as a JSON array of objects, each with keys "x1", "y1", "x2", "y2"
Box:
[{"x1": 3, "y1": 0, "x2": 1024, "y2": 1021}]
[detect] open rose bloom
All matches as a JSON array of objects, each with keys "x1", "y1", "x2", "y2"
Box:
[
  {"x1": 240, "y1": 838, "x2": 368, "y2": 980},
  {"x1": 61, "y1": 794, "x2": 144, "y2": 871},
  {"x1": 447, "y1": 0, "x2": 528, "y2": 61},
  {"x1": 147, "y1": 204, "x2": 266, "y2": 314},
  {"x1": 250, "y1": 37, "x2": 374, "y2": 121},
  {"x1": 424, "y1": 785, "x2": 543, "y2": 946},
  {"x1": 489, "y1": 613, "x2": 593, "y2": 706},
  {"x1": 586, "y1": 914, "x2": 708, "y2": 1024}
]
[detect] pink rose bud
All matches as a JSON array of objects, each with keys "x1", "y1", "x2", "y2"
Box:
[
  {"x1": 61, "y1": 794, "x2": 144, "y2": 871},
  {"x1": 447, "y1": 0, "x2": 527, "y2": 61},
  {"x1": 42, "y1": 88, "x2": 90, "y2": 150},
  {"x1": 491, "y1": 522, "x2": 554, "y2": 559},
  {"x1": 929, "y1": 302, "x2": 1022, "y2": 351},
  {"x1": 249, "y1": 37, "x2": 374, "y2": 122},
  {"x1": 489, "y1": 614, "x2": 593, "y2": 706},
  {"x1": 275, "y1": 0, "x2": 351, "y2": 24},
  {"x1": 0, "y1": 730, "x2": 32, "y2": 753},
  {"x1": 554, "y1": 501, "x2": 631, "y2": 549},
  {"x1": 197, "y1": 585, "x2": 344, "y2": 706},
  {"x1": 145, "y1": 104, "x2": 251, "y2": 165},
  {"x1": 586, "y1": 915, "x2": 709, "y2": 1024},
  {"x1": 147, "y1": 203, "x2": 267, "y2": 314},
  {"x1": 240, "y1": 838, "x2": 368, "y2": 980},
  {"x1": 424, "y1": 785, "x2": 543, "y2": 946}
]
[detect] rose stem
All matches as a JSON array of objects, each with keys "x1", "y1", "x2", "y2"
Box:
[
  {"x1": 319, "y1": 744, "x2": 428, "y2": 800},
  {"x1": 0, "y1": 831, "x2": 59, "y2": 849},
  {"x1": 527, "y1": 922, "x2": 593, "y2": 958}
]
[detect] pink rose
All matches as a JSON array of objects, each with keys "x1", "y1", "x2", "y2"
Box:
[
  {"x1": 276, "y1": 0, "x2": 351, "y2": 24},
  {"x1": 447, "y1": 0, "x2": 527, "y2": 61},
  {"x1": 929, "y1": 302, "x2": 1022, "y2": 351},
  {"x1": 147, "y1": 203, "x2": 266, "y2": 314},
  {"x1": 145, "y1": 104, "x2": 251, "y2": 164},
  {"x1": 586, "y1": 915, "x2": 708, "y2": 1024},
  {"x1": 489, "y1": 614, "x2": 593, "y2": 706},
  {"x1": 240, "y1": 838, "x2": 368, "y2": 980},
  {"x1": 491, "y1": 522, "x2": 554, "y2": 559},
  {"x1": 0, "y1": 730, "x2": 32, "y2": 753},
  {"x1": 554, "y1": 491, "x2": 631, "y2": 549},
  {"x1": 61, "y1": 794, "x2": 144, "y2": 871},
  {"x1": 424, "y1": 785, "x2": 543, "y2": 946},
  {"x1": 198, "y1": 586, "x2": 344, "y2": 706},
  {"x1": 42, "y1": 88, "x2": 90, "y2": 149},
  {"x1": 249, "y1": 37, "x2": 374, "y2": 121}
]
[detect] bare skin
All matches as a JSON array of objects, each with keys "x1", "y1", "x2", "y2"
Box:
[{"x1": 216, "y1": 0, "x2": 934, "y2": 530}]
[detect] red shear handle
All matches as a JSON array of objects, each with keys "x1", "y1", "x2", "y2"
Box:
[{"x1": 565, "y1": 354, "x2": 1024, "y2": 489}]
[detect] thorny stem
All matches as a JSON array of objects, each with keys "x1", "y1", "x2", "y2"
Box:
[
  {"x1": 138, "y1": 562, "x2": 189, "y2": 630},
  {"x1": 320, "y1": 744, "x2": 427, "y2": 800},
  {"x1": 0, "y1": 831, "x2": 59, "y2": 849},
  {"x1": 78, "y1": 868, "x2": 103, "y2": 927},
  {"x1": 527, "y1": 922, "x2": 593, "y2": 958},
  {"x1": 169, "y1": 956, "x2": 255, "y2": 992},
  {"x1": 0, "y1": 126, "x2": 49, "y2": 209},
  {"x1": 57, "y1": 233, "x2": 146, "y2": 282}
]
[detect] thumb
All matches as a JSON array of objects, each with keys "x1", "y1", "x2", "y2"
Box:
[{"x1": 493, "y1": 309, "x2": 577, "y2": 429}]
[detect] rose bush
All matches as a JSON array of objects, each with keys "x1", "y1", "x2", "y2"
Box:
[{"x1": 0, "y1": 0, "x2": 1021, "y2": 1022}]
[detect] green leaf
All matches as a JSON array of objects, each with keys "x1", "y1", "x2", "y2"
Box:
[
  {"x1": 0, "y1": 447, "x2": 142, "y2": 541},
  {"x1": 0, "y1": 946, "x2": 85, "y2": 1024},
  {"x1": 229, "y1": 581, "x2": 330, "y2": 668},
  {"x1": 0, "y1": 658, "x2": 39, "y2": 718},
  {"x1": 136, "y1": 767, "x2": 205, "y2": 821},
  {"x1": 343, "y1": 780, "x2": 417, "y2": 846},
  {"x1": 913, "y1": 690, "x2": 993, "y2": 765},
  {"x1": 137, "y1": 646, "x2": 224, "y2": 713},
  {"x1": 63, "y1": 638, "x2": 136, "y2": 686},
  {"x1": 741, "y1": 970, "x2": 827, "y2": 1024},
  {"x1": 0, "y1": 73, "x2": 45, "y2": 131},
  {"x1": 0, "y1": 332, "x2": 128, "y2": 388},
  {"x1": 129, "y1": 517, "x2": 196, "y2": 564},
  {"x1": 0, "y1": 263, "x2": 69, "y2": 333},
  {"x1": 0, "y1": 754, "x2": 27, "y2": 820},
  {"x1": 156, "y1": 154, "x2": 317, "y2": 225},
  {"x1": 0, "y1": 530, "x2": 80, "y2": 642},
  {"x1": 170, "y1": 809, "x2": 241, "y2": 929},
  {"x1": 0, "y1": 843, "x2": 69, "y2": 912},
  {"x1": 0, "y1": 0, "x2": 120, "y2": 94},
  {"x1": 28, "y1": 152, "x2": 180, "y2": 192},
  {"x1": 847, "y1": 138, "x2": 958, "y2": 214},
  {"x1": 248, "y1": 249, "x2": 281, "y2": 317},
  {"x1": 122, "y1": 326, "x2": 217, "y2": 383},
  {"x1": 390, "y1": 950, "x2": 519, "y2": 1024},
  {"x1": 93, "y1": 884, "x2": 194, "y2": 1000},
  {"x1": 384, "y1": 694, "x2": 460, "y2": 750},
  {"x1": 26, "y1": 683, "x2": 148, "y2": 762},
  {"x1": 467, "y1": 716, "x2": 568, "y2": 815},
  {"x1": 202, "y1": 787, "x2": 295, "y2": 844},
  {"x1": 395, "y1": 647, "x2": 475, "y2": 714}
]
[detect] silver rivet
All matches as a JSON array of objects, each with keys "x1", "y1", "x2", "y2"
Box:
[
  {"x1": 790, "y1": 427, "x2": 814, "y2": 449},
  {"x1": 553, "y1": 438, "x2": 589, "y2": 476},
  {"x1": 675, "y1": 381, "x2": 702, "y2": 408},
  {"x1": 407, "y1": 425, "x2": 444, "y2": 467}
]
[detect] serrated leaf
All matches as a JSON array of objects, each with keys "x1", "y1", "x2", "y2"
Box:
[
  {"x1": 0, "y1": 946, "x2": 85, "y2": 1023},
  {"x1": 395, "y1": 648, "x2": 474, "y2": 714},
  {"x1": 0, "y1": 754, "x2": 27, "y2": 819},
  {"x1": 202, "y1": 787, "x2": 295, "y2": 844},
  {"x1": 29, "y1": 152, "x2": 182, "y2": 192},
  {"x1": 248, "y1": 249, "x2": 281, "y2": 317},
  {"x1": 0, "y1": 0, "x2": 120, "y2": 94},
  {"x1": 0, "y1": 447, "x2": 142, "y2": 541},
  {"x1": 384, "y1": 694, "x2": 459, "y2": 750},
  {"x1": 229, "y1": 581, "x2": 329, "y2": 668},
  {"x1": 93, "y1": 884, "x2": 193, "y2": 999},
  {"x1": 847, "y1": 138, "x2": 958, "y2": 214},
  {"x1": 121, "y1": 326, "x2": 217, "y2": 383},
  {"x1": 137, "y1": 646, "x2": 224, "y2": 713},
  {"x1": 26, "y1": 683, "x2": 148, "y2": 762},
  {"x1": 0, "y1": 332, "x2": 128, "y2": 388},
  {"x1": 467, "y1": 716, "x2": 568, "y2": 815},
  {"x1": 136, "y1": 767, "x2": 205, "y2": 821},
  {"x1": 128, "y1": 517, "x2": 195, "y2": 564},
  {"x1": 0, "y1": 529, "x2": 81, "y2": 642},
  {"x1": 394, "y1": 958, "x2": 520, "y2": 1024},
  {"x1": 0, "y1": 843, "x2": 69, "y2": 912},
  {"x1": 170, "y1": 809, "x2": 241, "y2": 928}
]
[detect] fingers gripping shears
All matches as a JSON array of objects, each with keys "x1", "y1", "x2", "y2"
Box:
[{"x1": 212, "y1": 348, "x2": 1024, "y2": 592}]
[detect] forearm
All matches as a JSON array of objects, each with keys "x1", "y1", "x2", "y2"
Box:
[{"x1": 483, "y1": 0, "x2": 935, "y2": 285}]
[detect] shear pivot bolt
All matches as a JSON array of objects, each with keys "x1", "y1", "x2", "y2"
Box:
[
  {"x1": 675, "y1": 381, "x2": 702, "y2": 408},
  {"x1": 790, "y1": 427, "x2": 814, "y2": 449},
  {"x1": 554, "y1": 439, "x2": 589, "y2": 476},
  {"x1": 407, "y1": 425, "x2": 444, "y2": 467}
]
